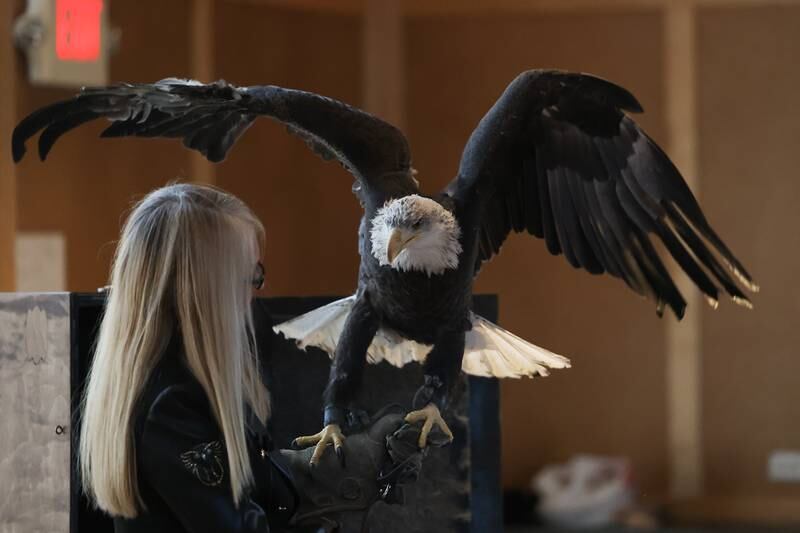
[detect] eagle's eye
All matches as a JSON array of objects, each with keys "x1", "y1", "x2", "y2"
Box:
[{"x1": 412, "y1": 220, "x2": 422, "y2": 230}]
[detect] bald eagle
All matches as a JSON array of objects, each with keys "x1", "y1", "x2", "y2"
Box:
[{"x1": 12, "y1": 70, "x2": 757, "y2": 465}]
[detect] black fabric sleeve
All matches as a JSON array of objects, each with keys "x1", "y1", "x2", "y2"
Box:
[{"x1": 138, "y1": 384, "x2": 270, "y2": 533}]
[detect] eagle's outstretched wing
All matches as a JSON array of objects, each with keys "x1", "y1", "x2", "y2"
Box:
[
  {"x1": 12, "y1": 78, "x2": 417, "y2": 210},
  {"x1": 446, "y1": 70, "x2": 757, "y2": 319}
]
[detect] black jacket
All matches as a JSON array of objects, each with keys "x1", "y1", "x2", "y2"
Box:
[{"x1": 113, "y1": 335, "x2": 298, "y2": 533}]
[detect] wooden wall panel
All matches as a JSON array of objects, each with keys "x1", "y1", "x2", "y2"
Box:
[
  {"x1": 405, "y1": 11, "x2": 670, "y2": 496},
  {"x1": 363, "y1": 0, "x2": 405, "y2": 128},
  {"x1": 664, "y1": 3, "x2": 703, "y2": 500},
  {"x1": 214, "y1": 3, "x2": 364, "y2": 297},
  {"x1": 698, "y1": 5, "x2": 800, "y2": 499},
  {"x1": 15, "y1": 0, "x2": 193, "y2": 292},
  {"x1": 0, "y1": 1, "x2": 19, "y2": 291}
]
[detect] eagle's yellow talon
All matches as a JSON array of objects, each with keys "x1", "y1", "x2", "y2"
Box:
[
  {"x1": 293, "y1": 424, "x2": 345, "y2": 466},
  {"x1": 404, "y1": 403, "x2": 453, "y2": 449}
]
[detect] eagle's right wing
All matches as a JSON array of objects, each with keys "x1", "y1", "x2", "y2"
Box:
[{"x1": 13, "y1": 78, "x2": 418, "y2": 210}]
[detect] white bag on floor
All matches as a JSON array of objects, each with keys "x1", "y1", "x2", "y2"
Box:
[{"x1": 531, "y1": 455, "x2": 633, "y2": 529}]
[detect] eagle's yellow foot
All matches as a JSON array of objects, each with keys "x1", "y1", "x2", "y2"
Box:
[
  {"x1": 404, "y1": 403, "x2": 454, "y2": 449},
  {"x1": 292, "y1": 424, "x2": 345, "y2": 466}
]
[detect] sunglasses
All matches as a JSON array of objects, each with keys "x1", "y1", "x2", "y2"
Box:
[{"x1": 252, "y1": 261, "x2": 265, "y2": 290}]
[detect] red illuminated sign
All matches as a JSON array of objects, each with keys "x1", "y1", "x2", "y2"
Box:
[{"x1": 56, "y1": 0, "x2": 103, "y2": 62}]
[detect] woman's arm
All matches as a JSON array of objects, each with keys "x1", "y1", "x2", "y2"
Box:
[{"x1": 138, "y1": 384, "x2": 271, "y2": 533}]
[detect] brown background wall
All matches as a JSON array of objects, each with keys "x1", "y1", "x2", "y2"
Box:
[
  {"x1": 2, "y1": 0, "x2": 798, "y2": 519},
  {"x1": 214, "y1": 3, "x2": 365, "y2": 297},
  {"x1": 697, "y1": 5, "x2": 800, "y2": 500},
  {"x1": 0, "y1": 2, "x2": 18, "y2": 291}
]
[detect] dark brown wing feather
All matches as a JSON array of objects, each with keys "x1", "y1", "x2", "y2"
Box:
[{"x1": 447, "y1": 69, "x2": 757, "y2": 318}]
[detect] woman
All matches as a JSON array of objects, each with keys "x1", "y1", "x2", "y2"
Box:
[{"x1": 79, "y1": 183, "x2": 297, "y2": 532}]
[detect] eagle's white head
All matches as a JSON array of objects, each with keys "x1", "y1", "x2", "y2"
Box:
[{"x1": 370, "y1": 194, "x2": 462, "y2": 276}]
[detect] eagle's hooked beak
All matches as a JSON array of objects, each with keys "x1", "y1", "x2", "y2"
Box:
[{"x1": 387, "y1": 229, "x2": 419, "y2": 264}]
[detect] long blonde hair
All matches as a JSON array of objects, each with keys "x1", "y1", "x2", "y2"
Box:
[{"x1": 79, "y1": 183, "x2": 270, "y2": 518}]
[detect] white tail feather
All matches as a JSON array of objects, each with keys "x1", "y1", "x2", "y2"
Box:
[{"x1": 273, "y1": 295, "x2": 571, "y2": 378}]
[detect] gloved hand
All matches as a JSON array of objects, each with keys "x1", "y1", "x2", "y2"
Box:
[{"x1": 275, "y1": 407, "x2": 451, "y2": 532}]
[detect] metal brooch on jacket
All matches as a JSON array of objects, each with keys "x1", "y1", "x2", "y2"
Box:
[{"x1": 180, "y1": 440, "x2": 225, "y2": 487}]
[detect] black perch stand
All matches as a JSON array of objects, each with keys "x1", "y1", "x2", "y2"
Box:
[{"x1": 70, "y1": 294, "x2": 502, "y2": 533}]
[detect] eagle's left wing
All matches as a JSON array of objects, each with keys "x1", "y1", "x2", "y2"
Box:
[{"x1": 445, "y1": 69, "x2": 757, "y2": 319}]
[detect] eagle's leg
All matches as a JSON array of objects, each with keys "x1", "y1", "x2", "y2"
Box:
[
  {"x1": 405, "y1": 330, "x2": 464, "y2": 448},
  {"x1": 293, "y1": 294, "x2": 378, "y2": 466}
]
